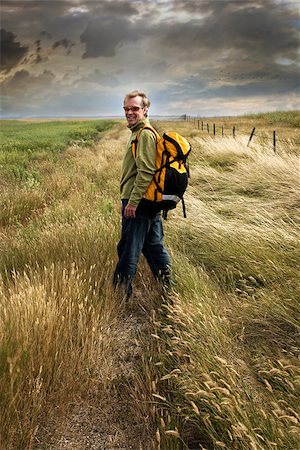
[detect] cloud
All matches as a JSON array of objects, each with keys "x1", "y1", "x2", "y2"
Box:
[
  {"x1": 39, "y1": 30, "x2": 52, "y2": 39},
  {"x1": 1, "y1": 69, "x2": 55, "y2": 94},
  {"x1": 168, "y1": 93, "x2": 300, "y2": 117},
  {"x1": 52, "y1": 38, "x2": 75, "y2": 55},
  {"x1": 80, "y1": 15, "x2": 142, "y2": 58},
  {"x1": 144, "y1": 0, "x2": 300, "y2": 98},
  {"x1": 156, "y1": 0, "x2": 299, "y2": 59},
  {"x1": 1, "y1": 68, "x2": 57, "y2": 115},
  {"x1": 0, "y1": 29, "x2": 28, "y2": 72},
  {"x1": 0, "y1": 0, "x2": 299, "y2": 117},
  {"x1": 74, "y1": 68, "x2": 119, "y2": 87}
]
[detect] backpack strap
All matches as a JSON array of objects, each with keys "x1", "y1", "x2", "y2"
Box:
[
  {"x1": 131, "y1": 136, "x2": 139, "y2": 159},
  {"x1": 141, "y1": 125, "x2": 159, "y2": 139},
  {"x1": 131, "y1": 125, "x2": 159, "y2": 160}
]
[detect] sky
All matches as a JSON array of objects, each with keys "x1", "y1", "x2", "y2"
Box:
[{"x1": 1, "y1": 0, "x2": 299, "y2": 118}]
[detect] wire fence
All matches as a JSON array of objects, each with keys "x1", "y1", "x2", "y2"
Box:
[{"x1": 184, "y1": 115, "x2": 296, "y2": 154}]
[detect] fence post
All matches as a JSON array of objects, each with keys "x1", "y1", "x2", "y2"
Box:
[
  {"x1": 207, "y1": 123, "x2": 210, "y2": 134},
  {"x1": 222, "y1": 125, "x2": 224, "y2": 137},
  {"x1": 247, "y1": 127, "x2": 256, "y2": 147},
  {"x1": 233, "y1": 126, "x2": 236, "y2": 138},
  {"x1": 213, "y1": 123, "x2": 216, "y2": 136},
  {"x1": 198, "y1": 120, "x2": 200, "y2": 129},
  {"x1": 201, "y1": 121, "x2": 204, "y2": 131},
  {"x1": 273, "y1": 130, "x2": 276, "y2": 154}
]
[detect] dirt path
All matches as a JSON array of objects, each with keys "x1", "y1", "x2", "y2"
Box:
[{"x1": 36, "y1": 309, "x2": 150, "y2": 450}]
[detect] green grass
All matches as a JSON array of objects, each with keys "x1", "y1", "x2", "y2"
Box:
[
  {"x1": 0, "y1": 119, "x2": 115, "y2": 184},
  {"x1": 0, "y1": 119, "x2": 117, "y2": 226},
  {"x1": 0, "y1": 119, "x2": 114, "y2": 152}
]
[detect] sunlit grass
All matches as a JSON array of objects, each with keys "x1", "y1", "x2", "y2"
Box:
[
  {"x1": 243, "y1": 110, "x2": 300, "y2": 128},
  {"x1": 0, "y1": 264, "x2": 119, "y2": 449},
  {"x1": 0, "y1": 120, "x2": 127, "y2": 449},
  {"x1": 144, "y1": 116, "x2": 300, "y2": 449},
  {"x1": 0, "y1": 114, "x2": 299, "y2": 449}
]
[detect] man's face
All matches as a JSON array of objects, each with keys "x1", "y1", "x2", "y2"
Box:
[{"x1": 124, "y1": 96, "x2": 146, "y2": 127}]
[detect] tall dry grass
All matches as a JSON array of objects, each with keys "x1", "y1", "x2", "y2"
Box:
[
  {"x1": 0, "y1": 264, "x2": 118, "y2": 448},
  {"x1": 138, "y1": 120, "x2": 300, "y2": 449},
  {"x1": 0, "y1": 116, "x2": 299, "y2": 449},
  {"x1": 0, "y1": 122, "x2": 132, "y2": 449}
]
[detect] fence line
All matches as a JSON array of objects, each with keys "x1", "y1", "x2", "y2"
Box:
[{"x1": 183, "y1": 115, "x2": 295, "y2": 154}]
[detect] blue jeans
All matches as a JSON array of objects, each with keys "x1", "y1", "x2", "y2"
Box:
[{"x1": 113, "y1": 200, "x2": 171, "y2": 297}]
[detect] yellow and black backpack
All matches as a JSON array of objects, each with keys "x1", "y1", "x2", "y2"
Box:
[{"x1": 132, "y1": 125, "x2": 191, "y2": 219}]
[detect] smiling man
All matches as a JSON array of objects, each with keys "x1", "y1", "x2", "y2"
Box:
[{"x1": 113, "y1": 90, "x2": 171, "y2": 299}]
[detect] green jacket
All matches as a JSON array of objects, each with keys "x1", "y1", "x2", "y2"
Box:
[{"x1": 120, "y1": 118, "x2": 156, "y2": 206}]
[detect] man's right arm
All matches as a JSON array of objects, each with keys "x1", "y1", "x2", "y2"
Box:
[{"x1": 128, "y1": 129, "x2": 157, "y2": 207}]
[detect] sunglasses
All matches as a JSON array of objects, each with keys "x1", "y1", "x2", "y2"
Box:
[{"x1": 123, "y1": 106, "x2": 144, "y2": 112}]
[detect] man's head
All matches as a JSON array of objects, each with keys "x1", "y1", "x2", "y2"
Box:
[{"x1": 123, "y1": 90, "x2": 150, "y2": 127}]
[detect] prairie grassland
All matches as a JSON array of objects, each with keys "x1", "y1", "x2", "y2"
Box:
[
  {"x1": 145, "y1": 117, "x2": 300, "y2": 449},
  {"x1": 0, "y1": 120, "x2": 128, "y2": 449},
  {"x1": 0, "y1": 113, "x2": 299, "y2": 449},
  {"x1": 190, "y1": 110, "x2": 300, "y2": 146}
]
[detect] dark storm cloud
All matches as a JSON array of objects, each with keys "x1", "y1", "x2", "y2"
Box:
[
  {"x1": 1, "y1": 0, "x2": 139, "y2": 41},
  {"x1": 1, "y1": 69, "x2": 55, "y2": 94},
  {"x1": 80, "y1": 16, "x2": 142, "y2": 58},
  {"x1": 149, "y1": 0, "x2": 300, "y2": 98},
  {"x1": 2, "y1": 0, "x2": 298, "y2": 64},
  {"x1": 39, "y1": 31, "x2": 52, "y2": 40},
  {"x1": 2, "y1": 0, "x2": 141, "y2": 59},
  {"x1": 20, "y1": 40, "x2": 48, "y2": 66},
  {"x1": 1, "y1": 69, "x2": 56, "y2": 116},
  {"x1": 33, "y1": 39, "x2": 44, "y2": 64},
  {"x1": 79, "y1": 1, "x2": 141, "y2": 58},
  {"x1": 52, "y1": 38, "x2": 75, "y2": 55},
  {"x1": 160, "y1": 0, "x2": 299, "y2": 59},
  {"x1": 165, "y1": 61, "x2": 299, "y2": 103},
  {"x1": 1, "y1": 0, "x2": 90, "y2": 50},
  {"x1": 0, "y1": 29, "x2": 28, "y2": 72},
  {"x1": 1, "y1": 0, "x2": 74, "y2": 21},
  {"x1": 1, "y1": 0, "x2": 299, "y2": 117}
]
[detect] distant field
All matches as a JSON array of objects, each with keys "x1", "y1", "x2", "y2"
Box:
[
  {"x1": 0, "y1": 118, "x2": 115, "y2": 152},
  {"x1": 0, "y1": 113, "x2": 299, "y2": 449},
  {"x1": 200, "y1": 110, "x2": 300, "y2": 128},
  {"x1": 184, "y1": 110, "x2": 300, "y2": 151}
]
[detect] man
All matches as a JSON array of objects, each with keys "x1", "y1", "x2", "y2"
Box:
[{"x1": 113, "y1": 90, "x2": 171, "y2": 298}]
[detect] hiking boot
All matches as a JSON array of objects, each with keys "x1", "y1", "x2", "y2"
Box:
[
  {"x1": 113, "y1": 272, "x2": 133, "y2": 300},
  {"x1": 157, "y1": 266, "x2": 173, "y2": 288}
]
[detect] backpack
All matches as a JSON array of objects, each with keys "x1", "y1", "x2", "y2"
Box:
[{"x1": 132, "y1": 125, "x2": 191, "y2": 219}]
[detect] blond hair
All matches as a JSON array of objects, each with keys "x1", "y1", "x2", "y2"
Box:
[{"x1": 124, "y1": 90, "x2": 151, "y2": 109}]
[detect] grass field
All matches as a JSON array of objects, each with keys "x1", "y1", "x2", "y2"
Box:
[{"x1": 0, "y1": 112, "x2": 299, "y2": 449}]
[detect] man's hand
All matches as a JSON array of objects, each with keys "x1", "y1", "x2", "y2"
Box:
[{"x1": 124, "y1": 203, "x2": 137, "y2": 219}]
